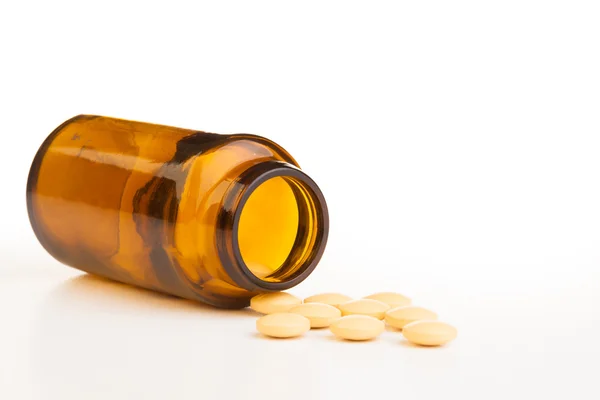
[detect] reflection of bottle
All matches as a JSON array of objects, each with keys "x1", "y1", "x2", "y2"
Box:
[{"x1": 27, "y1": 115, "x2": 329, "y2": 308}]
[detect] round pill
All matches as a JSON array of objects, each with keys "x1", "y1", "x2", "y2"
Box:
[
  {"x1": 337, "y1": 299, "x2": 390, "y2": 319},
  {"x1": 385, "y1": 306, "x2": 438, "y2": 329},
  {"x1": 364, "y1": 292, "x2": 411, "y2": 308},
  {"x1": 304, "y1": 293, "x2": 353, "y2": 307},
  {"x1": 289, "y1": 302, "x2": 342, "y2": 328},
  {"x1": 330, "y1": 315, "x2": 385, "y2": 341},
  {"x1": 256, "y1": 313, "x2": 311, "y2": 338},
  {"x1": 402, "y1": 320, "x2": 457, "y2": 346},
  {"x1": 250, "y1": 292, "x2": 302, "y2": 314}
]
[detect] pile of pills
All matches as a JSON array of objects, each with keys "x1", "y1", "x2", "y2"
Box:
[{"x1": 251, "y1": 291, "x2": 457, "y2": 346}]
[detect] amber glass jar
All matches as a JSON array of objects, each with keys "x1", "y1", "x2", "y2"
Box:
[{"x1": 27, "y1": 115, "x2": 329, "y2": 308}]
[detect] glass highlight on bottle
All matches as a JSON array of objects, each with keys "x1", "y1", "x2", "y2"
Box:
[{"x1": 27, "y1": 115, "x2": 329, "y2": 308}]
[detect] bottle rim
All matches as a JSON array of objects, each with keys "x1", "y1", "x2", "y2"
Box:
[{"x1": 216, "y1": 160, "x2": 329, "y2": 292}]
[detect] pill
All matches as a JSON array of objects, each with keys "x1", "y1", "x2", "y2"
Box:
[
  {"x1": 337, "y1": 299, "x2": 390, "y2": 319},
  {"x1": 304, "y1": 293, "x2": 353, "y2": 307},
  {"x1": 256, "y1": 313, "x2": 311, "y2": 338},
  {"x1": 330, "y1": 315, "x2": 385, "y2": 341},
  {"x1": 364, "y1": 292, "x2": 411, "y2": 308},
  {"x1": 250, "y1": 292, "x2": 302, "y2": 314},
  {"x1": 402, "y1": 320, "x2": 457, "y2": 346},
  {"x1": 385, "y1": 306, "x2": 438, "y2": 329},
  {"x1": 289, "y1": 302, "x2": 342, "y2": 328}
]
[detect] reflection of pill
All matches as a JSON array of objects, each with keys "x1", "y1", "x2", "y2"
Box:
[
  {"x1": 304, "y1": 293, "x2": 353, "y2": 307},
  {"x1": 402, "y1": 321, "x2": 457, "y2": 346},
  {"x1": 256, "y1": 313, "x2": 311, "y2": 338},
  {"x1": 330, "y1": 315, "x2": 385, "y2": 341},
  {"x1": 385, "y1": 306, "x2": 438, "y2": 329},
  {"x1": 364, "y1": 292, "x2": 411, "y2": 308},
  {"x1": 337, "y1": 299, "x2": 390, "y2": 319},
  {"x1": 250, "y1": 292, "x2": 302, "y2": 314},
  {"x1": 289, "y1": 303, "x2": 342, "y2": 328}
]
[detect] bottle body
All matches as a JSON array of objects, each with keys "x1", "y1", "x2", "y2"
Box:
[{"x1": 27, "y1": 115, "x2": 328, "y2": 308}]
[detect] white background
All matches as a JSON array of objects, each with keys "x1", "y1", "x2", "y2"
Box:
[{"x1": 1, "y1": 1, "x2": 599, "y2": 399}]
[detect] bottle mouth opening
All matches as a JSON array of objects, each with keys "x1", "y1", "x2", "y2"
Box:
[{"x1": 216, "y1": 161, "x2": 329, "y2": 292}]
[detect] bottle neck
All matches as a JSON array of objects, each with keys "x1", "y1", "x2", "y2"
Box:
[{"x1": 216, "y1": 160, "x2": 329, "y2": 292}]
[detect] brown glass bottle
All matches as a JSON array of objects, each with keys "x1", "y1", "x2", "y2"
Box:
[{"x1": 27, "y1": 115, "x2": 328, "y2": 308}]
